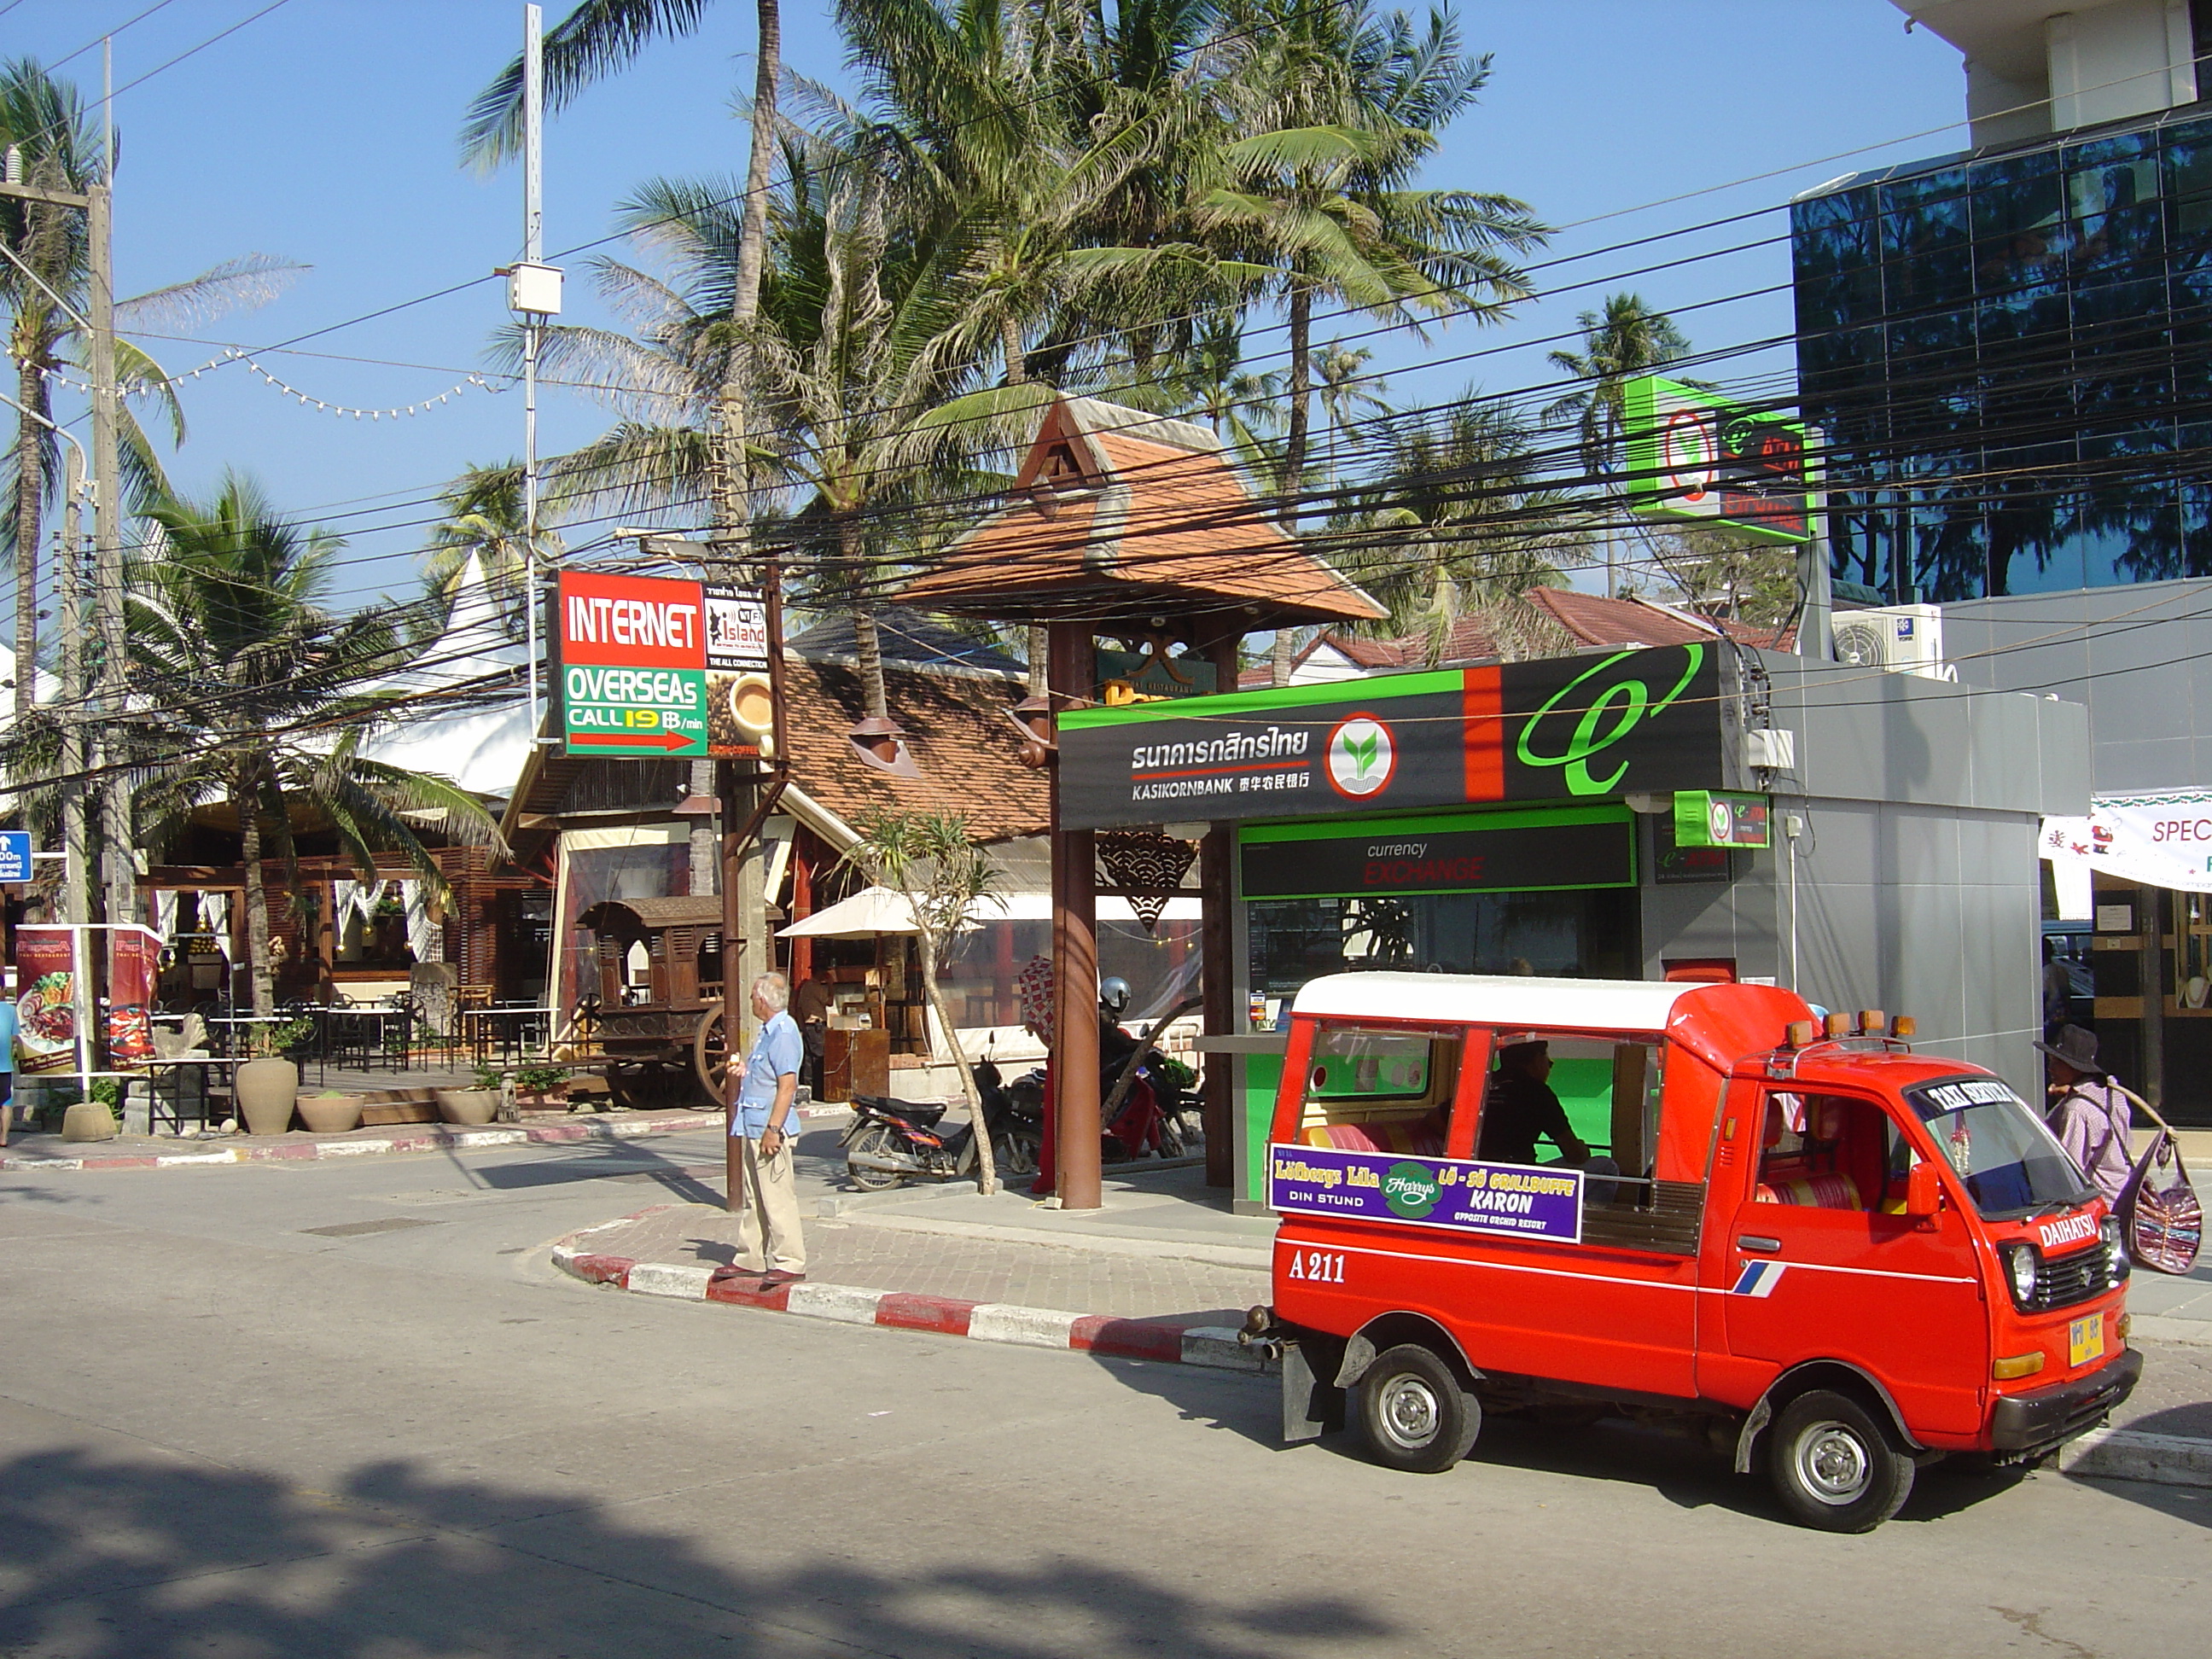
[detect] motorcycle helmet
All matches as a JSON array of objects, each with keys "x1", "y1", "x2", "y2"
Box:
[{"x1": 1098, "y1": 976, "x2": 1132, "y2": 1016}]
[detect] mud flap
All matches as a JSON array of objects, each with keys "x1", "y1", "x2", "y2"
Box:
[{"x1": 1282, "y1": 1340, "x2": 1345, "y2": 1444}]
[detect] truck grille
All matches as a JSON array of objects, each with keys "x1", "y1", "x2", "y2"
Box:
[{"x1": 2033, "y1": 1245, "x2": 2110, "y2": 1313}]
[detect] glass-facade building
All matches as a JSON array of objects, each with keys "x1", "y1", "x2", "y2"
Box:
[{"x1": 1792, "y1": 108, "x2": 2212, "y2": 600}]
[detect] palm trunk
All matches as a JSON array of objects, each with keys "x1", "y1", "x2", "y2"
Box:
[
  {"x1": 1001, "y1": 312, "x2": 1027, "y2": 387},
  {"x1": 1282, "y1": 283, "x2": 1312, "y2": 530},
  {"x1": 1271, "y1": 626, "x2": 1295, "y2": 686},
  {"x1": 14, "y1": 355, "x2": 46, "y2": 723},
  {"x1": 841, "y1": 513, "x2": 887, "y2": 720},
  {"x1": 237, "y1": 766, "x2": 275, "y2": 1016},
  {"x1": 917, "y1": 925, "x2": 994, "y2": 1195},
  {"x1": 1027, "y1": 624, "x2": 1048, "y2": 697}
]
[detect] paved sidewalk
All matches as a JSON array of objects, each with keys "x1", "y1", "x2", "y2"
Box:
[
  {"x1": 562, "y1": 1199, "x2": 1271, "y2": 1324},
  {"x1": 0, "y1": 1107, "x2": 729, "y2": 1172}
]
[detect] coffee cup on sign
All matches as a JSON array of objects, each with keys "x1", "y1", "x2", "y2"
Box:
[{"x1": 728, "y1": 672, "x2": 775, "y2": 756}]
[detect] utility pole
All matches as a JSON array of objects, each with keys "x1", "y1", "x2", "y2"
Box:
[
  {"x1": 90, "y1": 41, "x2": 131, "y2": 926},
  {"x1": 59, "y1": 444, "x2": 89, "y2": 926},
  {"x1": 504, "y1": 6, "x2": 560, "y2": 740}
]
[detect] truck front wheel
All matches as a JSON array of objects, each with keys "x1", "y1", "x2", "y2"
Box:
[
  {"x1": 1767, "y1": 1389, "x2": 1914, "y2": 1532},
  {"x1": 1354, "y1": 1344, "x2": 1480, "y2": 1474}
]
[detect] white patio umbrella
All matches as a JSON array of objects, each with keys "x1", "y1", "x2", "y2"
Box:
[{"x1": 776, "y1": 885, "x2": 923, "y2": 939}]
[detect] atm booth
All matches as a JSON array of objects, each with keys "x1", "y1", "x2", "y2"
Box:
[{"x1": 1054, "y1": 641, "x2": 2087, "y2": 1209}]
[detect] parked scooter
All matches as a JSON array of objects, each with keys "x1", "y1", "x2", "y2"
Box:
[
  {"x1": 841, "y1": 1058, "x2": 1043, "y2": 1190},
  {"x1": 1098, "y1": 980, "x2": 1202, "y2": 1160}
]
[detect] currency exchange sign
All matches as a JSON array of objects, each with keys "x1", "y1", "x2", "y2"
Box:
[{"x1": 557, "y1": 570, "x2": 708, "y2": 757}]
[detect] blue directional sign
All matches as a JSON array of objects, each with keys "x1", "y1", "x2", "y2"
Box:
[{"x1": 0, "y1": 830, "x2": 28, "y2": 883}]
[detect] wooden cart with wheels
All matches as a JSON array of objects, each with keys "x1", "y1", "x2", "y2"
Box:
[{"x1": 575, "y1": 896, "x2": 733, "y2": 1112}]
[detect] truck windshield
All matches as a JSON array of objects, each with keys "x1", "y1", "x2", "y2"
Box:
[{"x1": 1904, "y1": 1076, "x2": 2093, "y2": 1220}]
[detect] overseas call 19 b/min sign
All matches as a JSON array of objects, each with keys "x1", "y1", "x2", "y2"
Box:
[{"x1": 558, "y1": 571, "x2": 708, "y2": 756}]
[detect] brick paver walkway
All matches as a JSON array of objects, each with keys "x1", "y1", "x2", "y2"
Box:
[{"x1": 565, "y1": 1202, "x2": 1272, "y2": 1324}]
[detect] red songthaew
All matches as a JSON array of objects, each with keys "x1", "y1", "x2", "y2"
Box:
[{"x1": 1256, "y1": 974, "x2": 2138, "y2": 1533}]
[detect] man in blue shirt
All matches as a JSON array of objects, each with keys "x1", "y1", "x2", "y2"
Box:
[
  {"x1": 724, "y1": 971, "x2": 806, "y2": 1283},
  {"x1": 0, "y1": 968, "x2": 16, "y2": 1147}
]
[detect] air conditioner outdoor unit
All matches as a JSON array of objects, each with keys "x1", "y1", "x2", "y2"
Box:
[{"x1": 1828, "y1": 603, "x2": 1957, "y2": 681}]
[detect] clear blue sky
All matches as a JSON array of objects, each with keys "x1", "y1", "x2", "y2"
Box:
[{"x1": 3, "y1": 0, "x2": 1969, "y2": 607}]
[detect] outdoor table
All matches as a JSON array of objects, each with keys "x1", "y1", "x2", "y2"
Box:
[
  {"x1": 464, "y1": 1005, "x2": 556, "y2": 1068},
  {"x1": 311, "y1": 1004, "x2": 412, "y2": 1077},
  {"x1": 144, "y1": 1055, "x2": 236, "y2": 1134}
]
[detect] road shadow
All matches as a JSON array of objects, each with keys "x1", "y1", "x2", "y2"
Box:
[
  {"x1": 1087, "y1": 1354, "x2": 2081, "y2": 1529},
  {"x1": 0, "y1": 1445, "x2": 1388, "y2": 1657}
]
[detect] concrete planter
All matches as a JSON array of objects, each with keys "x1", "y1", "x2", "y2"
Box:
[
  {"x1": 236, "y1": 1058, "x2": 300, "y2": 1137},
  {"x1": 435, "y1": 1089, "x2": 499, "y2": 1126},
  {"x1": 296, "y1": 1092, "x2": 364, "y2": 1135},
  {"x1": 60, "y1": 1101, "x2": 119, "y2": 1142}
]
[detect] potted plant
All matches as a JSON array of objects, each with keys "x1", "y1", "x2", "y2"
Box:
[
  {"x1": 235, "y1": 1020, "x2": 311, "y2": 1137},
  {"x1": 295, "y1": 1091, "x2": 364, "y2": 1134},
  {"x1": 435, "y1": 1063, "x2": 502, "y2": 1126},
  {"x1": 59, "y1": 1078, "x2": 122, "y2": 1143},
  {"x1": 512, "y1": 1062, "x2": 571, "y2": 1111}
]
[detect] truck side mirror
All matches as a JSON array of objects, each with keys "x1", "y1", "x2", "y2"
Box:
[{"x1": 1905, "y1": 1160, "x2": 1941, "y2": 1220}]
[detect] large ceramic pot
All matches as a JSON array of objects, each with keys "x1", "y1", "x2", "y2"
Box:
[
  {"x1": 435, "y1": 1088, "x2": 499, "y2": 1126},
  {"x1": 296, "y1": 1092, "x2": 363, "y2": 1135},
  {"x1": 235, "y1": 1057, "x2": 300, "y2": 1137}
]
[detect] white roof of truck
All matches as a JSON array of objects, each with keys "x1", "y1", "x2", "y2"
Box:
[{"x1": 1290, "y1": 971, "x2": 1699, "y2": 1034}]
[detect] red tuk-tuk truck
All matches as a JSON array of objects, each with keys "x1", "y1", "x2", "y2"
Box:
[{"x1": 1258, "y1": 973, "x2": 2139, "y2": 1531}]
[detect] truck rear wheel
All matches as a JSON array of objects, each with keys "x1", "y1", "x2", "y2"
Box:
[
  {"x1": 1354, "y1": 1344, "x2": 1480, "y2": 1474},
  {"x1": 1767, "y1": 1389, "x2": 1914, "y2": 1532}
]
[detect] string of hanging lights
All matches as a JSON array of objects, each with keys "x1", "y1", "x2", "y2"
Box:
[{"x1": 28, "y1": 346, "x2": 511, "y2": 421}]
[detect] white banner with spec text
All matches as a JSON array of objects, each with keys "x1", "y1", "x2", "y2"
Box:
[{"x1": 2040, "y1": 791, "x2": 2212, "y2": 917}]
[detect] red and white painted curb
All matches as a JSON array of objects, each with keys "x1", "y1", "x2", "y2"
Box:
[
  {"x1": 0, "y1": 1109, "x2": 726, "y2": 1174},
  {"x1": 551, "y1": 1224, "x2": 1270, "y2": 1375}
]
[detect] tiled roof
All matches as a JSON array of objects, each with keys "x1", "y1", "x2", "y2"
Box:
[
  {"x1": 781, "y1": 656, "x2": 1049, "y2": 841},
  {"x1": 1529, "y1": 587, "x2": 1795, "y2": 650},
  {"x1": 1237, "y1": 619, "x2": 1505, "y2": 687},
  {"x1": 785, "y1": 605, "x2": 1025, "y2": 678},
  {"x1": 900, "y1": 397, "x2": 1384, "y2": 629}
]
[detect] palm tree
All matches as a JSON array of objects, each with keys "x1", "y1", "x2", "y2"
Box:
[
  {"x1": 130, "y1": 474, "x2": 506, "y2": 1014},
  {"x1": 525, "y1": 135, "x2": 1026, "y2": 721},
  {"x1": 1343, "y1": 396, "x2": 1574, "y2": 663},
  {"x1": 1196, "y1": 2, "x2": 1543, "y2": 522},
  {"x1": 1544, "y1": 291, "x2": 1691, "y2": 597},
  {"x1": 1313, "y1": 336, "x2": 1389, "y2": 482},
  {"x1": 463, "y1": 1, "x2": 783, "y2": 543},
  {"x1": 1, "y1": 58, "x2": 300, "y2": 720},
  {"x1": 423, "y1": 461, "x2": 559, "y2": 636}
]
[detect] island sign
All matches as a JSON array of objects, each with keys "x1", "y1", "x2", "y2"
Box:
[{"x1": 557, "y1": 570, "x2": 708, "y2": 757}]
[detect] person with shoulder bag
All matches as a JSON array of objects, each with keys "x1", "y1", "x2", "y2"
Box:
[{"x1": 2035, "y1": 1026, "x2": 2132, "y2": 1205}]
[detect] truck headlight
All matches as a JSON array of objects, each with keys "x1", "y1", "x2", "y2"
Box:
[
  {"x1": 2003, "y1": 1243, "x2": 2039, "y2": 1308},
  {"x1": 2101, "y1": 1217, "x2": 2130, "y2": 1289}
]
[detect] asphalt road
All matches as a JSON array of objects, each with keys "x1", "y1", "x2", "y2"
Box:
[{"x1": 2, "y1": 1134, "x2": 2207, "y2": 1657}]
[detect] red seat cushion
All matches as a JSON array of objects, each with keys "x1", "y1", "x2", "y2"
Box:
[{"x1": 1302, "y1": 1114, "x2": 1446, "y2": 1156}]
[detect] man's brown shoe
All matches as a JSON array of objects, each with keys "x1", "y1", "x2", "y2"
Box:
[{"x1": 760, "y1": 1270, "x2": 806, "y2": 1286}]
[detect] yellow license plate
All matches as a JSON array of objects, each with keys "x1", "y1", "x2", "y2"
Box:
[{"x1": 2069, "y1": 1313, "x2": 2105, "y2": 1368}]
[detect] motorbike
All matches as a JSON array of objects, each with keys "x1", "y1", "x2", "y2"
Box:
[
  {"x1": 1098, "y1": 987, "x2": 1202, "y2": 1161},
  {"x1": 841, "y1": 1057, "x2": 1044, "y2": 1190}
]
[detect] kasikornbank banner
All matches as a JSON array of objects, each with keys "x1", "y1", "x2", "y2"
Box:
[
  {"x1": 2042, "y1": 792, "x2": 2212, "y2": 896},
  {"x1": 1056, "y1": 644, "x2": 1723, "y2": 830},
  {"x1": 1269, "y1": 1144, "x2": 1586, "y2": 1244}
]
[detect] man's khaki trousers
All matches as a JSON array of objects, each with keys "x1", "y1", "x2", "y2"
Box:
[{"x1": 733, "y1": 1134, "x2": 806, "y2": 1273}]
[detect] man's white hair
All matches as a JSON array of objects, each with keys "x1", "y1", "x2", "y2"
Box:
[{"x1": 752, "y1": 971, "x2": 790, "y2": 1011}]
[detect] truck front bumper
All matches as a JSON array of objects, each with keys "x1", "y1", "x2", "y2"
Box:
[{"x1": 1988, "y1": 1347, "x2": 2142, "y2": 1454}]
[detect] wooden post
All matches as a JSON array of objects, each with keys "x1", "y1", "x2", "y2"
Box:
[
  {"x1": 1049, "y1": 620, "x2": 1101, "y2": 1211},
  {"x1": 721, "y1": 758, "x2": 745, "y2": 1214},
  {"x1": 1199, "y1": 631, "x2": 1243, "y2": 1188}
]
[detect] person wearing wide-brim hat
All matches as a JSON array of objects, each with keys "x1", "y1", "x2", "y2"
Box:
[{"x1": 2037, "y1": 1025, "x2": 2133, "y2": 1203}]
